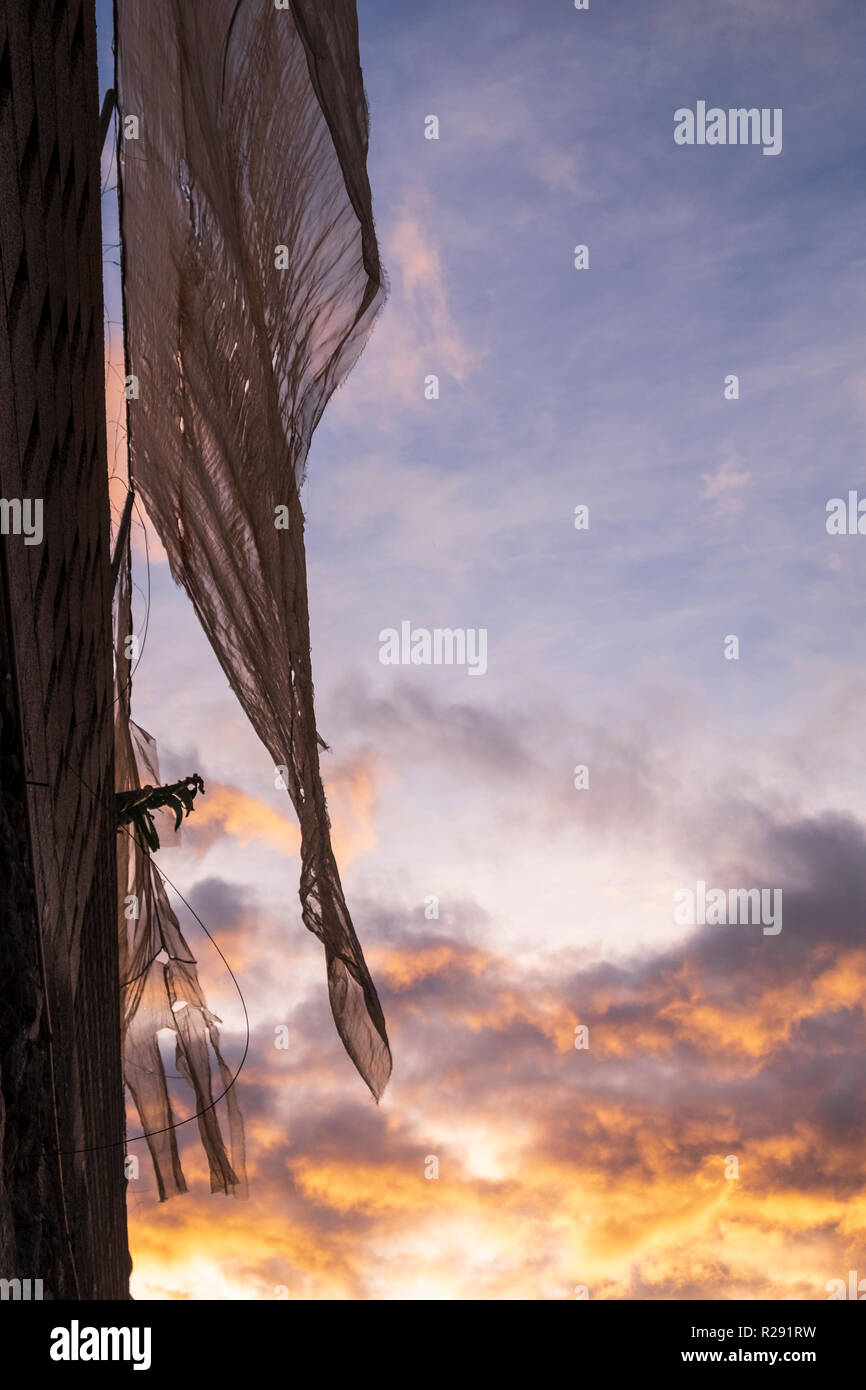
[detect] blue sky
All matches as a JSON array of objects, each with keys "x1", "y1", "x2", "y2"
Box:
[{"x1": 96, "y1": 0, "x2": 866, "y2": 1298}]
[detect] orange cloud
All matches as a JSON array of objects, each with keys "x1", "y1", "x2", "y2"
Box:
[
  {"x1": 371, "y1": 943, "x2": 490, "y2": 989},
  {"x1": 126, "y1": 918, "x2": 866, "y2": 1300},
  {"x1": 182, "y1": 748, "x2": 385, "y2": 868},
  {"x1": 329, "y1": 188, "x2": 481, "y2": 412},
  {"x1": 186, "y1": 781, "x2": 300, "y2": 854}
]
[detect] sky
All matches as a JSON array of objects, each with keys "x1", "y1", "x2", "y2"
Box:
[{"x1": 96, "y1": 0, "x2": 866, "y2": 1299}]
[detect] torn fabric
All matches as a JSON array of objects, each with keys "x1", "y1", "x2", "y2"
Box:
[
  {"x1": 115, "y1": 0, "x2": 391, "y2": 1100},
  {"x1": 115, "y1": 553, "x2": 246, "y2": 1200}
]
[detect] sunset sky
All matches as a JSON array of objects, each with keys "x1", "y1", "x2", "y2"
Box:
[{"x1": 97, "y1": 0, "x2": 866, "y2": 1299}]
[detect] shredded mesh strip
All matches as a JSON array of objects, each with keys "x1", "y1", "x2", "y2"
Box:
[
  {"x1": 115, "y1": 555, "x2": 247, "y2": 1199},
  {"x1": 114, "y1": 0, "x2": 391, "y2": 1197}
]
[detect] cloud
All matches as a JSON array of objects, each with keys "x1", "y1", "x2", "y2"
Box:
[
  {"x1": 331, "y1": 680, "x2": 535, "y2": 777},
  {"x1": 129, "y1": 802, "x2": 866, "y2": 1299},
  {"x1": 184, "y1": 780, "x2": 300, "y2": 855},
  {"x1": 121, "y1": 0, "x2": 866, "y2": 1304},
  {"x1": 537, "y1": 150, "x2": 581, "y2": 196},
  {"x1": 700, "y1": 454, "x2": 751, "y2": 514},
  {"x1": 337, "y1": 188, "x2": 480, "y2": 410},
  {"x1": 178, "y1": 747, "x2": 386, "y2": 869}
]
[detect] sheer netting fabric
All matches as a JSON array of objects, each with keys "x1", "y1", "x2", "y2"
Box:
[
  {"x1": 115, "y1": 555, "x2": 247, "y2": 1199},
  {"x1": 114, "y1": 0, "x2": 391, "y2": 1196}
]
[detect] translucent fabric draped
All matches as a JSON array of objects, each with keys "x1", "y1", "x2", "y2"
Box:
[
  {"x1": 115, "y1": 554, "x2": 247, "y2": 1200},
  {"x1": 114, "y1": 0, "x2": 391, "y2": 1194}
]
